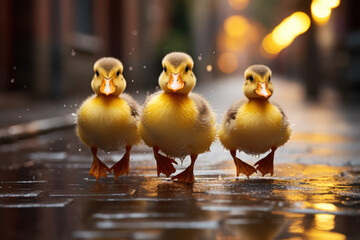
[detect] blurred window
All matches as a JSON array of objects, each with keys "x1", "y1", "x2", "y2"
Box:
[{"x1": 75, "y1": 0, "x2": 93, "y2": 35}]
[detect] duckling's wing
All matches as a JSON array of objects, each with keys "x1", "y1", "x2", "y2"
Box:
[
  {"x1": 272, "y1": 102, "x2": 291, "y2": 130},
  {"x1": 189, "y1": 92, "x2": 215, "y2": 126},
  {"x1": 121, "y1": 93, "x2": 141, "y2": 117},
  {"x1": 223, "y1": 100, "x2": 246, "y2": 124}
]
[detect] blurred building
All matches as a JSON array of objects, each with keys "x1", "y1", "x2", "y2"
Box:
[{"x1": 0, "y1": 0, "x2": 359, "y2": 103}]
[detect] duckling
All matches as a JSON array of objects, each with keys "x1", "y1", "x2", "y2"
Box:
[
  {"x1": 139, "y1": 52, "x2": 216, "y2": 183},
  {"x1": 219, "y1": 65, "x2": 291, "y2": 177},
  {"x1": 76, "y1": 57, "x2": 141, "y2": 180}
]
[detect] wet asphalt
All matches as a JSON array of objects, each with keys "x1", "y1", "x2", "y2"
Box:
[{"x1": 0, "y1": 76, "x2": 360, "y2": 240}]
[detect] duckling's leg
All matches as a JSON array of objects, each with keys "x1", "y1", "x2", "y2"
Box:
[
  {"x1": 89, "y1": 147, "x2": 111, "y2": 180},
  {"x1": 110, "y1": 145, "x2": 131, "y2": 178},
  {"x1": 230, "y1": 150, "x2": 257, "y2": 178},
  {"x1": 153, "y1": 146, "x2": 177, "y2": 177},
  {"x1": 254, "y1": 147, "x2": 277, "y2": 176},
  {"x1": 171, "y1": 154, "x2": 197, "y2": 183}
]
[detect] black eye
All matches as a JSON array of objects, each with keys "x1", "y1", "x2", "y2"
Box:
[
  {"x1": 95, "y1": 70, "x2": 99, "y2": 77},
  {"x1": 268, "y1": 76, "x2": 271, "y2": 81},
  {"x1": 185, "y1": 66, "x2": 189, "y2": 72},
  {"x1": 163, "y1": 66, "x2": 167, "y2": 72},
  {"x1": 248, "y1": 75, "x2": 253, "y2": 81},
  {"x1": 117, "y1": 70, "x2": 120, "y2": 76}
]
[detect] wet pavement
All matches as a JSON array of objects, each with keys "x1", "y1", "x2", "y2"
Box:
[{"x1": 1, "y1": 76, "x2": 360, "y2": 240}]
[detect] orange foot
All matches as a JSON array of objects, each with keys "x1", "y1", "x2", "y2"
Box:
[
  {"x1": 90, "y1": 147, "x2": 111, "y2": 180},
  {"x1": 254, "y1": 147, "x2": 277, "y2": 177},
  {"x1": 153, "y1": 146, "x2": 177, "y2": 177},
  {"x1": 230, "y1": 150, "x2": 256, "y2": 178},
  {"x1": 110, "y1": 145, "x2": 131, "y2": 179},
  {"x1": 172, "y1": 155, "x2": 197, "y2": 183}
]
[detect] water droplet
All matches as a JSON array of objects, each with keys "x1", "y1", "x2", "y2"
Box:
[
  {"x1": 129, "y1": 52, "x2": 132, "y2": 55},
  {"x1": 197, "y1": 55, "x2": 202, "y2": 61},
  {"x1": 206, "y1": 65, "x2": 213, "y2": 72},
  {"x1": 146, "y1": 91, "x2": 150, "y2": 96},
  {"x1": 26, "y1": 108, "x2": 30, "y2": 111},
  {"x1": 131, "y1": 79, "x2": 134, "y2": 83},
  {"x1": 71, "y1": 49, "x2": 76, "y2": 57},
  {"x1": 18, "y1": 115, "x2": 22, "y2": 119},
  {"x1": 143, "y1": 65, "x2": 147, "y2": 69},
  {"x1": 213, "y1": 51, "x2": 216, "y2": 54},
  {"x1": 129, "y1": 66, "x2": 133, "y2": 71},
  {"x1": 132, "y1": 30, "x2": 138, "y2": 36},
  {"x1": 13, "y1": 66, "x2": 17, "y2": 70},
  {"x1": 10, "y1": 78, "x2": 15, "y2": 83},
  {"x1": 74, "y1": 104, "x2": 78, "y2": 107},
  {"x1": 71, "y1": 113, "x2": 76, "y2": 116},
  {"x1": 136, "y1": 90, "x2": 139, "y2": 94},
  {"x1": 63, "y1": 104, "x2": 66, "y2": 107},
  {"x1": 59, "y1": 137, "x2": 62, "y2": 141},
  {"x1": 78, "y1": 148, "x2": 82, "y2": 152}
]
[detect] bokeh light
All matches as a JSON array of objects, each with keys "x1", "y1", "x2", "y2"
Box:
[
  {"x1": 228, "y1": 0, "x2": 249, "y2": 11},
  {"x1": 217, "y1": 52, "x2": 238, "y2": 74},
  {"x1": 262, "y1": 12, "x2": 311, "y2": 56},
  {"x1": 311, "y1": 0, "x2": 340, "y2": 25},
  {"x1": 224, "y1": 15, "x2": 249, "y2": 38}
]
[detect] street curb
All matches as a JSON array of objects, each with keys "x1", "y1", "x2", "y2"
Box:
[{"x1": 0, "y1": 114, "x2": 76, "y2": 144}]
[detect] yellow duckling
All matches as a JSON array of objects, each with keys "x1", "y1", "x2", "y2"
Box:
[
  {"x1": 76, "y1": 57, "x2": 141, "y2": 180},
  {"x1": 219, "y1": 65, "x2": 291, "y2": 177},
  {"x1": 139, "y1": 52, "x2": 216, "y2": 183}
]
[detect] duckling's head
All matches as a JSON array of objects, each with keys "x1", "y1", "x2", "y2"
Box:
[
  {"x1": 243, "y1": 65, "x2": 274, "y2": 100},
  {"x1": 159, "y1": 52, "x2": 196, "y2": 95},
  {"x1": 91, "y1": 57, "x2": 126, "y2": 96}
]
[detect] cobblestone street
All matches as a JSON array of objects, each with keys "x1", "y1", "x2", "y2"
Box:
[{"x1": 1, "y1": 77, "x2": 360, "y2": 240}]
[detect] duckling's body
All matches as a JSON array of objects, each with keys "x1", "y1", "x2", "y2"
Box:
[
  {"x1": 76, "y1": 57, "x2": 140, "y2": 180},
  {"x1": 219, "y1": 65, "x2": 291, "y2": 177},
  {"x1": 140, "y1": 92, "x2": 216, "y2": 158},
  {"x1": 77, "y1": 94, "x2": 140, "y2": 151},
  {"x1": 139, "y1": 52, "x2": 216, "y2": 183}
]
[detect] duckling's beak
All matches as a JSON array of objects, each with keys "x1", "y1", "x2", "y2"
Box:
[
  {"x1": 167, "y1": 73, "x2": 184, "y2": 92},
  {"x1": 100, "y1": 77, "x2": 116, "y2": 96},
  {"x1": 256, "y1": 82, "x2": 271, "y2": 98}
]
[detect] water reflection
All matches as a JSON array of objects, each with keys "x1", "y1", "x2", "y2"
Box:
[{"x1": 224, "y1": 211, "x2": 285, "y2": 240}]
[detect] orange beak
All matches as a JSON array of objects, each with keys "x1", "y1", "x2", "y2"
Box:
[
  {"x1": 167, "y1": 73, "x2": 184, "y2": 92},
  {"x1": 100, "y1": 78, "x2": 116, "y2": 96},
  {"x1": 256, "y1": 82, "x2": 271, "y2": 98}
]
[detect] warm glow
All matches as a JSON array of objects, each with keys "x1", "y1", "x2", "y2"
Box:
[
  {"x1": 314, "y1": 214, "x2": 335, "y2": 231},
  {"x1": 224, "y1": 15, "x2": 249, "y2": 38},
  {"x1": 262, "y1": 12, "x2": 310, "y2": 56},
  {"x1": 228, "y1": 0, "x2": 249, "y2": 10},
  {"x1": 206, "y1": 65, "x2": 213, "y2": 72},
  {"x1": 217, "y1": 52, "x2": 238, "y2": 74},
  {"x1": 313, "y1": 203, "x2": 337, "y2": 211},
  {"x1": 311, "y1": 0, "x2": 340, "y2": 25}
]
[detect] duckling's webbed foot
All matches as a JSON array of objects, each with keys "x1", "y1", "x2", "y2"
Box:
[
  {"x1": 89, "y1": 147, "x2": 111, "y2": 180},
  {"x1": 111, "y1": 145, "x2": 131, "y2": 178},
  {"x1": 254, "y1": 147, "x2": 277, "y2": 177},
  {"x1": 153, "y1": 146, "x2": 177, "y2": 177},
  {"x1": 171, "y1": 154, "x2": 197, "y2": 183},
  {"x1": 230, "y1": 150, "x2": 256, "y2": 178}
]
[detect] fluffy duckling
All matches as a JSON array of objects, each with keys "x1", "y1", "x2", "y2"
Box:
[
  {"x1": 139, "y1": 52, "x2": 216, "y2": 183},
  {"x1": 76, "y1": 57, "x2": 141, "y2": 180},
  {"x1": 219, "y1": 65, "x2": 291, "y2": 177}
]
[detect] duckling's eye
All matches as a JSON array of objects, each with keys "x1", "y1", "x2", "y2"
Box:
[
  {"x1": 95, "y1": 70, "x2": 99, "y2": 77},
  {"x1": 116, "y1": 70, "x2": 120, "y2": 76},
  {"x1": 248, "y1": 75, "x2": 254, "y2": 81},
  {"x1": 163, "y1": 66, "x2": 167, "y2": 72},
  {"x1": 185, "y1": 66, "x2": 189, "y2": 72},
  {"x1": 268, "y1": 76, "x2": 271, "y2": 81}
]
